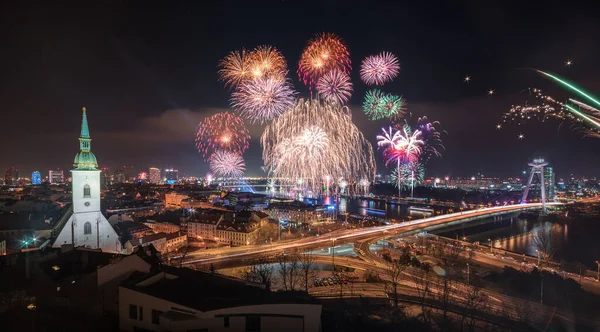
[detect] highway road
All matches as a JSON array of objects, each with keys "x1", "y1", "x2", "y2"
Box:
[
  {"x1": 354, "y1": 234, "x2": 599, "y2": 327},
  {"x1": 181, "y1": 202, "x2": 563, "y2": 268}
]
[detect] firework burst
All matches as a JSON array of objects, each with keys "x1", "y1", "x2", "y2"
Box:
[
  {"x1": 248, "y1": 45, "x2": 287, "y2": 80},
  {"x1": 377, "y1": 125, "x2": 423, "y2": 166},
  {"x1": 262, "y1": 99, "x2": 375, "y2": 192},
  {"x1": 415, "y1": 116, "x2": 445, "y2": 161},
  {"x1": 360, "y1": 51, "x2": 401, "y2": 85},
  {"x1": 298, "y1": 32, "x2": 351, "y2": 89},
  {"x1": 363, "y1": 90, "x2": 405, "y2": 120},
  {"x1": 363, "y1": 89, "x2": 385, "y2": 119},
  {"x1": 316, "y1": 69, "x2": 353, "y2": 104},
  {"x1": 218, "y1": 49, "x2": 252, "y2": 89},
  {"x1": 195, "y1": 112, "x2": 250, "y2": 160},
  {"x1": 501, "y1": 87, "x2": 600, "y2": 138},
  {"x1": 391, "y1": 162, "x2": 424, "y2": 188},
  {"x1": 379, "y1": 94, "x2": 406, "y2": 120},
  {"x1": 391, "y1": 162, "x2": 425, "y2": 196},
  {"x1": 231, "y1": 77, "x2": 296, "y2": 123},
  {"x1": 209, "y1": 150, "x2": 246, "y2": 178}
]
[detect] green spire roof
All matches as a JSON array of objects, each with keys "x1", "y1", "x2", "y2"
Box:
[
  {"x1": 80, "y1": 107, "x2": 90, "y2": 138},
  {"x1": 73, "y1": 107, "x2": 98, "y2": 170}
]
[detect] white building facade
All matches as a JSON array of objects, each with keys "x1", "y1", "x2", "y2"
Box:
[{"x1": 52, "y1": 108, "x2": 121, "y2": 253}]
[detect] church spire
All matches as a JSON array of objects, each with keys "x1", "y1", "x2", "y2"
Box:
[
  {"x1": 79, "y1": 107, "x2": 91, "y2": 151},
  {"x1": 73, "y1": 107, "x2": 98, "y2": 170},
  {"x1": 80, "y1": 106, "x2": 90, "y2": 139}
]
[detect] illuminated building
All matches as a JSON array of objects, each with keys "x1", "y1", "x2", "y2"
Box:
[
  {"x1": 4, "y1": 167, "x2": 19, "y2": 186},
  {"x1": 49, "y1": 169, "x2": 64, "y2": 184},
  {"x1": 545, "y1": 166, "x2": 555, "y2": 198},
  {"x1": 31, "y1": 171, "x2": 42, "y2": 185},
  {"x1": 100, "y1": 167, "x2": 110, "y2": 187},
  {"x1": 52, "y1": 107, "x2": 121, "y2": 253},
  {"x1": 114, "y1": 168, "x2": 126, "y2": 183},
  {"x1": 165, "y1": 169, "x2": 178, "y2": 185},
  {"x1": 149, "y1": 167, "x2": 160, "y2": 183}
]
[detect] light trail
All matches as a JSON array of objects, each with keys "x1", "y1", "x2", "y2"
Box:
[
  {"x1": 181, "y1": 202, "x2": 564, "y2": 266},
  {"x1": 537, "y1": 70, "x2": 600, "y2": 109}
]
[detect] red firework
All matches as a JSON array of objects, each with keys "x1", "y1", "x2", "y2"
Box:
[
  {"x1": 298, "y1": 32, "x2": 351, "y2": 89},
  {"x1": 195, "y1": 112, "x2": 250, "y2": 160}
]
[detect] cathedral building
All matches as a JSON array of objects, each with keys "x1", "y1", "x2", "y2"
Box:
[{"x1": 52, "y1": 108, "x2": 121, "y2": 253}]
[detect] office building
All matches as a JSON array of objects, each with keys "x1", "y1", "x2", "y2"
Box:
[
  {"x1": 114, "y1": 168, "x2": 126, "y2": 183},
  {"x1": 4, "y1": 167, "x2": 19, "y2": 186},
  {"x1": 149, "y1": 167, "x2": 160, "y2": 183},
  {"x1": 52, "y1": 108, "x2": 121, "y2": 253},
  {"x1": 165, "y1": 169, "x2": 178, "y2": 185},
  {"x1": 31, "y1": 171, "x2": 42, "y2": 185},
  {"x1": 100, "y1": 167, "x2": 110, "y2": 187},
  {"x1": 49, "y1": 169, "x2": 64, "y2": 184},
  {"x1": 545, "y1": 166, "x2": 556, "y2": 198}
]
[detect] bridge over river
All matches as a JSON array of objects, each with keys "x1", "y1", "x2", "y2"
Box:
[{"x1": 180, "y1": 202, "x2": 564, "y2": 269}]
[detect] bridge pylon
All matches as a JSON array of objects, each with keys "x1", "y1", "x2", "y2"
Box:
[{"x1": 521, "y1": 158, "x2": 549, "y2": 214}]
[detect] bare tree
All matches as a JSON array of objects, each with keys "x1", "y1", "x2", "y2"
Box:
[
  {"x1": 532, "y1": 225, "x2": 560, "y2": 268},
  {"x1": 246, "y1": 256, "x2": 275, "y2": 291},
  {"x1": 412, "y1": 266, "x2": 432, "y2": 326},
  {"x1": 460, "y1": 285, "x2": 488, "y2": 332},
  {"x1": 383, "y1": 257, "x2": 408, "y2": 307},
  {"x1": 277, "y1": 253, "x2": 300, "y2": 291},
  {"x1": 299, "y1": 251, "x2": 318, "y2": 293},
  {"x1": 434, "y1": 274, "x2": 453, "y2": 331}
]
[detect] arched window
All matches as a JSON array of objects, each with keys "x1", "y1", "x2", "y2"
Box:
[
  {"x1": 84, "y1": 222, "x2": 92, "y2": 235},
  {"x1": 83, "y1": 184, "x2": 91, "y2": 198}
]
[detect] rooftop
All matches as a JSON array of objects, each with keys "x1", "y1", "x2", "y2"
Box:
[
  {"x1": 129, "y1": 232, "x2": 167, "y2": 246},
  {"x1": 165, "y1": 232, "x2": 184, "y2": 241},
  {"x1": 122, "y1": 266, "x2": 312, "y2": 312}
]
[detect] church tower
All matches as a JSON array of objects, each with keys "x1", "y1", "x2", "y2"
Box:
[{"x1": 53, "y1": 108, "x2": 121, "y2": 253}]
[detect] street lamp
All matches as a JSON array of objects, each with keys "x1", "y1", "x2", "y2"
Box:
[
  {"x1": 466, "y1": 262, "x2": 470, "y2": 285},
  {"x1": 536, "y1": 250, "x2": 541, "y2": 266},
  {"x1": 332, "y1": 238, "x2": 337, "y2": 274},
  {"x1": 488, "y1": 238, "x2": 492, "y2": 254}
]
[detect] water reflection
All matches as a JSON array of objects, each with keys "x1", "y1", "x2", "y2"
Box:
[{"x1": 434, "y1": 214, "x2": 598, "y2": 268}]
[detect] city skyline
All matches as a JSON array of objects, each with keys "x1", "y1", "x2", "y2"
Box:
[{"x1": 2, "y1": 2, "x2": 600, "y2": 179}]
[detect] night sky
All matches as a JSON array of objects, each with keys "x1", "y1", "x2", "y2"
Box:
[{"x1": 2, "y1": 1, "x2": 600, "y2": 179}]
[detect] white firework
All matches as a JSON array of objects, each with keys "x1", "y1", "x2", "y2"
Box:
[
  {"x1": 360, "y1": 51, "x2": 401, "y2": 85},
  {"x1": 231, "y1": 77, "x2": 296, "y2": 124},
  {"x1": 262, "y1": 98, "x2": 376, "y2": 192},
  {"x1": 316, "y1": 69, "x2": 353, "y2": 104},
  {"x1": 209, "y1": 150, "x2": 246, "y2": 178}
]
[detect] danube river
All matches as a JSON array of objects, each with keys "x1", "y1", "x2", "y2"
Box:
[
  {"x1": 275, "y1": 194, "x2": 598, "y2": 269},
  {"x1": 319, "y1": 196, "x2": 444, "y2": 219},
  {"x1": 431, "y1": 213, "x2": 600, "y2": 269}
]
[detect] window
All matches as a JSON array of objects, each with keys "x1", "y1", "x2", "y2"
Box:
[
  {"x1": 129, "y1": 304, "x2": 138, "y2": 320},
  {"x1": 84, "y1": 222, "x2": 92, "y2": 235},
  {"x1": 83, "y1": 184, "x2": 91, "y2": 198},
  {"x1": 151, "y1": 309, "x2": 163, "y2": 325},
  {"x1": 139, "y1": 306, "x2": 144, "y2": 321},
  {"x1": 246, "y1": 315, "x2": 260, "y2": 332},
  {"x1": 224, "y1": 316, "x2": 229, "y2": 328}
]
